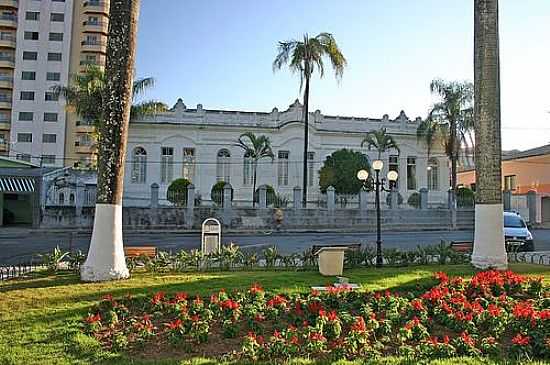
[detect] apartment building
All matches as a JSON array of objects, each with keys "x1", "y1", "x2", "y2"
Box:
[{"x1": 0, "y1": 0, "x2": 108, "y2": 168}]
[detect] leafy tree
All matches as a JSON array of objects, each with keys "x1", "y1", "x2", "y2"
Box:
[
  {"x1": 234, "y1": 132, "x2": 274, "y2": 207},
  {"x1": 319, "y1": 149, "x2": 370, "y2": 194},
  {"x1": 167, "y1": 178, "x2": 192, "y2": 207},
  {"x1": 457, "y1": 187, "x2": 475, "y2": 208},
  {"x1": 361, "y1": 128, "x2": 400, "y2": 159},
  {"x1": 273, "y1": 32, "x2": 347, "y2": 206},
  {"x1": 80, "y1": 0, "x2": 140, "y2": 282},
  {"x1": 416, "y1": 79, "x2": 474, "y2": 196}
]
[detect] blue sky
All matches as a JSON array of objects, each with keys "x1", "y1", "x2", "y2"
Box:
[{"x1": 135, "y1": 0, "x2": 550, "y2": 150}]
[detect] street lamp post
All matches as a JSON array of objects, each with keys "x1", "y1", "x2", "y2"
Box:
[{"x1": 357, "y1": 160, "x2": 398, "y2": 267}]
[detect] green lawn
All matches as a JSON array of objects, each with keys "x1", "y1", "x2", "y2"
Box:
[{"x1": 1, "y1": 264, "x2": 550, "y2": 365}]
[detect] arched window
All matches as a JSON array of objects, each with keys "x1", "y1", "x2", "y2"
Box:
[
  {"x1": 427, "y1": 158, "x2": 439, "y2": 191},
  {"x1": 58, "y1": 192, "x2": 65, "y2": 205},
  {"x1": 131, "y1": 147, "x2": 147, "y2": 184},
  {"x1": 243, "y1": 152, "x2": 252, "y2": 186},
  {"x1": 69, "y1": 193, "x2": 75, "y2": 205},
  {"x1": 216, "y1": 149, "x2": 231, "y2": 183}
]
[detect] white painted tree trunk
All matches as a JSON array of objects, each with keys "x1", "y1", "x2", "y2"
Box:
[
  {"x1": 471, "y1": 203, "x2": 508, "y2": 269},
  {"x1": 80, "y1": 204, "x2": 129, "y2": 281}
]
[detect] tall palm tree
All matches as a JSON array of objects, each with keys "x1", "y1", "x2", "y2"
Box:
[
  {"x1": 472, "y1": 0, "x2": 507, "y2": 269},
  {"x1": 416, "y1": 79, "x2": 474, "y2": 200},
  {"x1": 273, "y1": 33, "x2": 346, "y2": 207},
  {"x1": 361, "y1": 128, "x2": 400, "y2": 159},
  {"x1": 234, "y1": 132, "x2": 275, "y2": 207},
  {"x1": 80, "y1": 0, "x2": 141, "y2": 282}
]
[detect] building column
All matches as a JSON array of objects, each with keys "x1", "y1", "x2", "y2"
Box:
[{"x1": 398, "y1": 156, "x2": 408, "y2": 196}]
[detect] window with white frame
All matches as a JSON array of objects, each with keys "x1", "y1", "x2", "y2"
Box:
[
  {"x1": 243, "y1": 152, "x2": 253, "y2": 186},
  {"x1": 278, "y1": 151, "x2": 289, "y2": 186},
  {"x1": 307, "y1": 152, "x2": 315, "y2": 187},
  {"x1": 182, "y1": 148, "x2": 196, "y2": 181},
  {"x1": 216, "y1": 149, "x2": 230, "y2": 183},
  {"x1": 407, "y1": 156, "x2": 417, "y2": 190},
  {"x1": 389, "y1": 155, "x2": 399, "y2": 189},
  {"x1": 504, "y1": 175, "x2": 517, "y2": 191},
  {"x1": 131, "y1": 147, "x2": 147, "y2": 184},
  {"x1": 160, "y1": 147, "x2": 174, "y2": 184},
  {"x1": 427, "y1": 158, "x2": 439, "y2": 191}
]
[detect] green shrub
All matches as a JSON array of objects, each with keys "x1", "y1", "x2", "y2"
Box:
[
  {"x1": 167, "y1": 178, "x2": 191, "y2": 207},
  {"x1": 457, "y1": 187, "x2": 475, "y2": 207},
  {"x1": 408, "y1": 192, "x2": 421, "y2": 208},
  {"x1": 386, "y1": 191, "x2": 403, "y2": 206},
  {"x1": 211, "y1": 181, "x2": 233, "y2": 205},
  {"x1": 253, "y1": 185, "x2": 276, "y2": 205}
]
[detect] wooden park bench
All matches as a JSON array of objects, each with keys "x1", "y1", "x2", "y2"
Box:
[
  {"x1": 124, "y1": 246, "x2": 157, "y2": 258},
  {"x1": 450, "y1": 241, "x2": 473, "y2": 253}
]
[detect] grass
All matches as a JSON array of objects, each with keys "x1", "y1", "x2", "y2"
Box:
[{"x1": 1, "y1": 264, "x2": 550, "y2": 365}]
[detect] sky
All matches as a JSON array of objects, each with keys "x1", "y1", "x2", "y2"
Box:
[{"x1": 135, "y1": 0, "x2": 550, "y2": 151}]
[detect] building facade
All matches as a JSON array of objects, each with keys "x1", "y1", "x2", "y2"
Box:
[
  {"x1": 0, "y1": 0, "x2": 108, "y2": 169},
  {"x1": 124, "y1": 99, "x2": 450, "y2": 207}
]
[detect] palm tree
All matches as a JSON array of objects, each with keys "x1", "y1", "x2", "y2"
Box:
[
  {"x1": 54, "y1": 66, "x2": 167, "y2": 127},
  {"x1": 80, "y1": 0, "x2": 141, "y2": 282},
  {"x1": 416, "y1": 79, "x2": 474, "y2": 200},
  {"x1": 417, "y1": 80, "x2": 473, "y2": 233},
  {"x1": 471, "y1": 0, "x2": 507, "y2": 269},
  {"x1": 234, "y1": 132, "x2": 275, "y2": 207},
  {"x1": 273, "y1": 33, "x2": 346, "y2": 207},
  {"x1": 361, "y1": 128, "x2": 400, "y2": 159}
]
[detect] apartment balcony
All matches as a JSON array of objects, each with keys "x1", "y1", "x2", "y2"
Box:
[
  {"x1": 82, "y1": 20, "x2": 109, "y2": 34},
  {"x1": 0, "y1": 56, "x2": 14, "y2": 68},
  {"x1": 0, "y1": 98, "x2": 11, "y2": 109},
  {"x1": 0, "y1": 34, "x2": 15, "y2": 48},
  {"x1": 75, "y1": 120, "x2": 95, "y2": 133},
  {"x1": 81, "y1": 40, "x2": 107, "y2": 53},
  {"x1": 0, "y1": 0, "x2": 18, "y2": 8},
  {"x1": 0, "y1": 14, "x2": 17, "y2": 28},
  {"x1": 79, "y1": 59, "x2": 105, "y2": 73},
  {"x1": 0, "y1": 120, "x2": 10, "y2": 130},
  {"x1": 83, "y1": 1, "x2": 109, "y2": 15},
  {"x1": 0, "y1": 76, "x2": 12, "y2": 89},
  {"x1": 74, "y1": 141, "x2": 95, "y2": 154}
]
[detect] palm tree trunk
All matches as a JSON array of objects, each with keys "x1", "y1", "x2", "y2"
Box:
[
  {"x1": 302, "y1": 75, "x2": 310, "y2": 208},
  {"x1": 252, "y1": 160, "x2": 257, "y2": 207},
  {"x1": 81, "y1": 0, "x2": 140, "y2": 281},
  {"x1": 472, "y1": 0, "x2": 507, "y2": 269}
]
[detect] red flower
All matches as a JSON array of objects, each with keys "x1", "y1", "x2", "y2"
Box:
[
  {"x1": 351, "y1": 316, "x2": 367, "y2": 333},
  {"x1": 512, "y1": 333, "x2": 530, "y2": 346},
  {"x1": 513, "y1": 301, "x2": 536, "y2": 320},
  {"x1": 308, "y1": 301, "x2": 322, "y2": 315},
  {"x1": 443, "y1": 335, "x2": 450, "y2": 344},
  {"x1": 309, "y1": 331, "x2": 326, "y2": 342},
  {"x1": 290, "y1": 334, "x2": 299, "y2": 345},
  {"x1": 327, "y1": 310, "x2": 338, "y2": 321},
  {"x1": 273, "y1": 330, "x2": 282, "y2": 338},
  {"x1": 267, "y1": 295, "x2": 287, "y2": 308},
  {"x1": 294, "y1": 301, "x2": 304, "y2": 316},
  {"x1": 102, "y1": 294, "x2": 113, "y2": 302},
  {"x1": 190, "y1": 314, "x2": 200, "y2": 322},
  {"x1": 220, "y1": 299, "x2": 240, "y2": 310},
  {"x1": 254, "y1": 313, "x2": 265, "y2": 322},
  {"x1": 488, "y1": 304, "x2": 501, "y2": 317},
  {"x1": 165, "y1": 318, "x2": 182, "y2": 330},
  {"x1": 310, "y1": 289, "x2": 320, "y2": 297},
  {"x1": 434, "y1": 272, "x2": 449, "y2": 283},
  {"x1": 538, "y1": 309, "x2": 550, "y2": 320},
  {"x1": 193, "y1": 296, "x2": 203, "y2": 306},
  {"x1": 460, "y1": 332, "x2": 475, "y2": 347},
  {"x1": 85, "y1": 313, "x2": 101, "y2": 324},
  {"x1": 151, "y1": 291, "x2": 165, "y2": 305},
  {"x1": 411, "y1": 299, "x2": 425, "y2": 311},
  {"x1": 173, "y1": 292, "x2": 188, "y2": 302},
  {"x1": 249, "y1": 283, "x2": 263, "y2": 295}
]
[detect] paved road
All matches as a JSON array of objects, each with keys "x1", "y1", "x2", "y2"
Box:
[{"x1": 1, "y1": 229, "x2": 550, "y2": 265}]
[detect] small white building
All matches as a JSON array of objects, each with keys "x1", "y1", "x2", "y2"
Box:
[{"x1": 124, "y1": 99, "x2": 449, "y2": 207}]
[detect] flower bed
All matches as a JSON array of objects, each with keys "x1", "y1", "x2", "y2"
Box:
[{"x1": 82, "y1": 270, "x2": 550, "y2": 362}]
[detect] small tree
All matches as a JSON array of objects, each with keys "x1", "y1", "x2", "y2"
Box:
[
  {"x1": 361, "y1": 128, "x2": 400, "y2": 159},
  {"x1": 166, "y1": 178, "x2": 191, "y2": 207},
  {"x1": 319, "y1": 149, "x2": 370, "y2": 194},
  {"x1": 234, "y1": 132, "x2": 274, "y2": 207},
  {"x1": 253, "y1": 185, "x2": 276, "y2": 206}
]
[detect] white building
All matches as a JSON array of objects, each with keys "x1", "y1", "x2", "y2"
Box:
[
  {"x1": 124, "y1": 99, "x2": 449, "y2": 207},
  {"x1": 5, "y1": 0, "x2": 73, "y2": 167}
]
